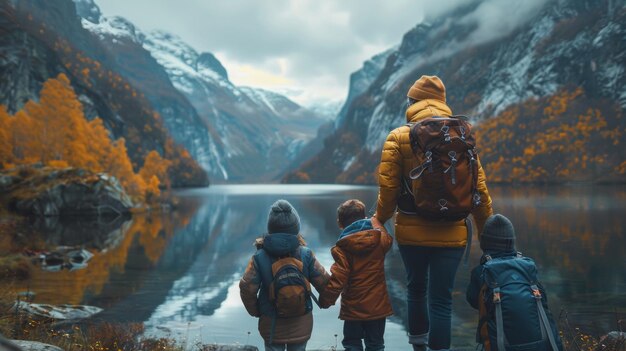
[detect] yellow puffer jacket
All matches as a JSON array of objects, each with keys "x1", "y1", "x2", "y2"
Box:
[{"x1": 375, "y1": 99, "x2": 493, "y2": 247}]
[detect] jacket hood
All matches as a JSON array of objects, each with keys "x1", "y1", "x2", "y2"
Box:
[
  {"x1": 405, "y1": 98, "x2": 453, "y2": 123},
  {"x1": 337, "y1": 228, "x2": 381, "y2": 255},
  {"x1": 339, "y1": 218, "x2": 373, "y2": 240},
  {"x1": 262, "y1": 233, "x2": 300, "y2": 256}
]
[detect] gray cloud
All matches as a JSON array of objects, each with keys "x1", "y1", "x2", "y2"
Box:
[
  {"x1": 457, "y1": 0, "x2": 550, "y2": 46},
  {"x1": 95, "y1": 0, "x2": 550, "y2": 105}
]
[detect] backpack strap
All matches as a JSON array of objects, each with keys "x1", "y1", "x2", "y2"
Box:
[
  {"x1": 298, "y1": 247, "x2": 322, "y2": 308},
  {"x1": 253, "y1": 249, "x2": 274, "y2": 290},
  {"x1": 463, "y1": 217, "x2": 473, "y2": 266},
  {"x1": 493, "y1": 287, "x2": 507, "y2": 351},
  {"x1": 531, "y1": 285, "x2": 560, "y2": 351},
  {"x1": 269, "y1": 315, "x2": 277, "y2": 344}
]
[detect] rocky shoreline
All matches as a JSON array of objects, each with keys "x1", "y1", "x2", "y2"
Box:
[{"x1": 0, "y1": 166, "x2": 133, "y2": 217}]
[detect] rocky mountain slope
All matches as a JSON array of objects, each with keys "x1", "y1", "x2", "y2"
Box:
[
  {"x1": 2, "y1": 0, "x2": 329, "y2": 184},
  {"x1": 139, "y1": 30, "x2": 328, "y2": 182},
  {"x1": 71, "y1": 1, "x2": 225, "y2": 177},
  {"x1": 0, "y1": 0, "x2": 208, "y2": 186},
  {"x1": 286, "y1": 0, "x2": 626, "y2": 184},
  {"x1": 76, "y1": 0, "x2": 328, "y2": 182}
]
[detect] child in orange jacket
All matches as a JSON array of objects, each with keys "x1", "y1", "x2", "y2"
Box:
[{"x1": 319, "y1": 199, "x2": 394, "y2": 351}]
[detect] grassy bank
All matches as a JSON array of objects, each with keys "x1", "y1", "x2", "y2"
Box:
[{"x1": 0, "y1": 285, "x2": 236, "y2": 351}]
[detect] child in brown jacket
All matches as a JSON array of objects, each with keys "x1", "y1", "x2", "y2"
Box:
[{"x1": 319, "y1": 199, "x2": 394, "y2": 351}]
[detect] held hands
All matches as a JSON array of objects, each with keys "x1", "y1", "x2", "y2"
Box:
[{"x1": 370, "y1": 216, "x2": 384, "y2": 229}]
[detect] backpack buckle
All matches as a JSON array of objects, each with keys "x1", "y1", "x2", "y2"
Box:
[
  {"x1": 409, "y1": 151, "x2": 433, "y2": 180},
  {"x1": 473, "y1": 192, "x2": 481, "y2": 206},
  {"x1": 492, "y1": 288, "x2": 501, "y2": 304},
  {"x1": 531, "y1": 285, "x2": 542, "y2": 300},
  {"x1": 441, "y1": 125, "x2": 451, "y2": 142}
]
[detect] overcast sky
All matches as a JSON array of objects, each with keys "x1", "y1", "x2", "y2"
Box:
[
  {"x1": 94, "y1": 0, "x2": 442, "y2": 106},
  {"x1": 95, "y1": 0, "x2": 547, "y2": 106}
]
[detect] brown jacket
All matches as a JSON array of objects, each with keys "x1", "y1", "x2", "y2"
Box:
[
  {"x1": 319, "y1": 219, "x2": 394, "y2": 321},
  {"x1": 239, "y1": 234, "x2": 329, "y2": 344},
  {"x1": 375, "y1": 99, "x2": 493, "y2": 247}
]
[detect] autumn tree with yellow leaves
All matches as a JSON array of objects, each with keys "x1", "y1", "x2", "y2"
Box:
[{"x1": 0, "y1": 73, "x2": 179, "y2": 203}]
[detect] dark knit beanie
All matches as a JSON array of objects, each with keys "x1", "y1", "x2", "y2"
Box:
[
  {"x1": 480, "y1": 214, "x2": 516, "y2": 252},
  {"x1": 267, "y1": 199, "x2": 301, "y2": 235},
  {"x1": 407, "y1": 75, "x2": 446, "y2": 102}
]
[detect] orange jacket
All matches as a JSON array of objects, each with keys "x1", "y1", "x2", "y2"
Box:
[
  {"x1": 319, "y1": 219, "x2": 394, "y2": 321},
  {"x1": 375, "y1": 99, "x2": 493, "y2": 247}
]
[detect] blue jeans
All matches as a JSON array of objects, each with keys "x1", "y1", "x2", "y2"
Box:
[
  {"x1": 264, "y1": 342, "x2": 307, "y2": 351},
  {"x1": 343, "y1": 318, "x2": 386, "y2": 351},
  {"x1": 398, "y1": 245, "x2": 464, "y2": 351}
]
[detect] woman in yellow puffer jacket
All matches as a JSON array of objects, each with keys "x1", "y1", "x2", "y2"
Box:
[{"x1": 373, "y1": 75, "x2": 493, "y2": 351}]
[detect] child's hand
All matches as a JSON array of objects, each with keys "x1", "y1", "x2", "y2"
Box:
[{"x1": 371, "y1": 216, "x2": 383, "y2": 229}]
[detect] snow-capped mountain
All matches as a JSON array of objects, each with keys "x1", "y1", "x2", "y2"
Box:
[
  {"x1": 72, "y1": 0, "x2": 328, "y2": 182},
  {"x1": 286, "y1": 0, "x2": 626, "y2": 184},
  {"x1": 71, "y1": 1, "x2": 221, "y2": 176},
  {"x1": 140, "y1": 30, "x2": 327, "y2": 182}
]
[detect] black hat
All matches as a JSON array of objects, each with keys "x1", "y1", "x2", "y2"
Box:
[
  {"x1": 267, "y1": 200, "x2": 301, "y2": 235},
  {"x1": 480, "y1": 214, "x2": 516, "y2": 253}
]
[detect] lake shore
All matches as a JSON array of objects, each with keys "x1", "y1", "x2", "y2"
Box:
[{"x1": 1, "y1": 184, "x2": 624, "y2": 350}]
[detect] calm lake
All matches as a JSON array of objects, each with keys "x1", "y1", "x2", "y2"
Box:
[{"x1": 11, "y1": 184, "x2": 626, "y2": 350}]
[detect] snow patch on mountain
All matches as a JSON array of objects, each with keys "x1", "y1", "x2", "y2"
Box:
[
  {"x1": 343, "y1": 156, "x2": 356, "y2": 172},
  {"x1": 306, "y1": 100, "x2": 343, "y2": 120},
  {"x1": 72, "y1": 0, "x2": 101, "y2": 24},
  {"x1": 239, "y1": 87, "x2": 281, "y2": 115},
  {"x1": 365, "y1": 103, "x2": 392, "y2": 152},
  {"x1": 143, "y1": 31, "x2": 231, "y2": 93},
  {"x1": 81, "y1": 16, "x2": 141, "y2": 44}
]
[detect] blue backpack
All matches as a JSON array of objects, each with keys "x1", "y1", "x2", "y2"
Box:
[{"x1": 477, "y1": 253, "x2": 563, "y2": 351}]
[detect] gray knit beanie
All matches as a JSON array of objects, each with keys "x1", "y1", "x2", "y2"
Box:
[
  {"x1": 480, "y1": 214, "x2": 516, "y2": 252},
  {"x1": 267, "y1": 199, "x2": 301, "y2": 235}
]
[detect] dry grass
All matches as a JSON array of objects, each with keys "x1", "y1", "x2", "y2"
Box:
[
  {"x1": 559, "y1": 309, "x2": 625, "y2": 351},
  {"x1": 0, "y1": 285, "x2": 185, "y2": 351}
]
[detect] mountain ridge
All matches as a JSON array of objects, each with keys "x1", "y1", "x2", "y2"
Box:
[{"x1": 285, "y1": 0, "x2": 626, "y2": 184}]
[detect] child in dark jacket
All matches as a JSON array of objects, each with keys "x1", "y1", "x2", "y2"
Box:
[
  {"x1": 319, "y1": 199, "x2": 394, "y2": 351},
  {"x1": 466, "y1": 214, "x2": 563, "y2": 351}
]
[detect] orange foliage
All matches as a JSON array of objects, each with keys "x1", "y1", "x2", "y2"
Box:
[
  {"x1": 145, "y1": 175, "x2": 161, "y2": 202},
  {"x1": 0, "y1": 106, "x2": 12, "y2": 167},
  {"x1": 107, "y1": 138, "x2": 146, "y2": 200},
  {"x1": 477, "y1": 88, "x2": 626, "y2": 183},
  {"x1": 0, "y1": 74, "x2": 175, "y2": 202},
  {"x1": 139, "y1": 150, "x2": 171, "y2": 186}
]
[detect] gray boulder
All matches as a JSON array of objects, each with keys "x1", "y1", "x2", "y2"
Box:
[
  {"x1": 12, "y1": 301, "x2": 102, "y2": 320},
  {"x1": 1, "y1": 166, "x2": 133, "y2": 216}
]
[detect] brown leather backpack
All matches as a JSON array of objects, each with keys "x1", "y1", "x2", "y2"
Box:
[
  {"x1": 406, "y1": 115, "x2": 481, "y2": 221},
  {"x1": 268, "y1": 257, "x2": 312, "y2": 318}
]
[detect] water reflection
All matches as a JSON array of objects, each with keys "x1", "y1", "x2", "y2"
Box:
[
  {"x1": 15, "y1": 200, "x2": 201, "y2": 306},
  {"x1": 11, "y1": 184, "x2": 626, "y2": 350}
]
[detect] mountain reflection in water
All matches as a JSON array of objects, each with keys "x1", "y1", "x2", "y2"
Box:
[{"x1": 15, "y1": 184, "x2": 626, "y2": 350}]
